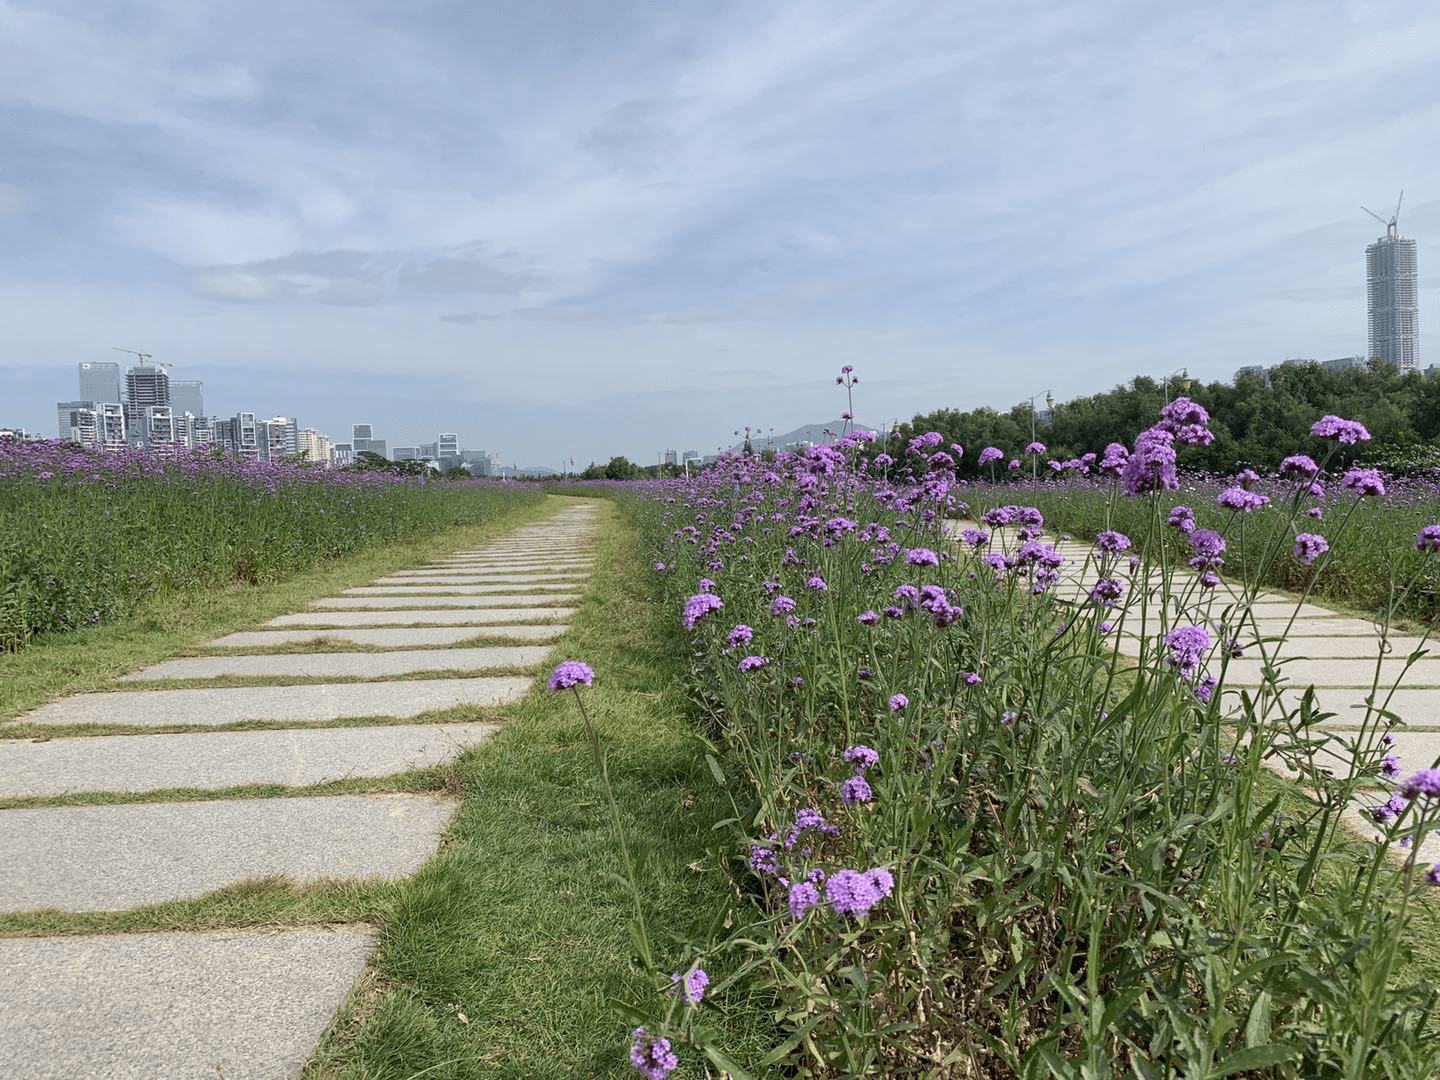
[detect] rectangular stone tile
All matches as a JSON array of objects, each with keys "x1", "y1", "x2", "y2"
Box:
[
  {"x1": 208, "y1": 626, "x2": 565, "y2": 647},
  {"x1": 310, "y1": 595, "x2": 579, "y2": 609},
  {"x1": 0, "y1": 928, "x2": 373, "y2": 1080},
  {"x1": 16, "y1": 678, "x2": 532, "y2": 727},
  {"x1": 1223, "y1": 657, "x2": 1440, "y2": 688},
  {"x1": 394, "y1": 565, "x2": 591, "y2": 575},
  {"x1": 266, "y1": 608, "x2": 575, "y2": 627},
  {"x1": 121, "y1": 645, "x2": 553, "y2": 682},
  {"x1": 0, "y1": 793, "x2": 459, "y2": 912},
  {"x1": 0, "y1": 722, "x2": 500, "y2": 796},
  {"x1": 346, "y1": 584, "x2": 580, "y2": 595}
]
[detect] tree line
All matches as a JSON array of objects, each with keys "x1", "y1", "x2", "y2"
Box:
[{"x1": 898, "y1": 360, "x2": 1440, "y2": 477}]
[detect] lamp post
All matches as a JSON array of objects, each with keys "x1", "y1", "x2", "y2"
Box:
[
  {"x1": 1163, "y1": 367, "x2": 1192, "y2": 405},
  {"x1": 1028, "y1": 389, "x2": 1054, "y2": 480}
]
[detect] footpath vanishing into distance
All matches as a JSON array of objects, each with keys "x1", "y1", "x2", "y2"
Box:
[{"x1": 0, "y1": 501, "x2": 601, "y2": 1080}]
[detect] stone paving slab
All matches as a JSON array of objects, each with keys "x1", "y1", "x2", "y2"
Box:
[
  {"x1": 0, "y1": 722, "x2": 499, "y2": 796},
  {"x1": 208, "y1": 626, "x2": 566, "y2": 647},
  {"x1": 17, "y1": 678, "x2": 532, "y2": 728},
  {"x1": 345, "y1": 584, "x2": 580, "y2": 595},
  {"x1": 372, "y1": 572, "x2": 589, "y2": 583},
  {"x1": 1237, "y1": 687, "x2": 1440, "y2": 728},
  {"x1": 415, "y1": 559, "x2": 593, "y2": 569},
  {"x1": 1222, "y1": 657, "x2": 1440, "y2": 688},
  {"x1": 121, "y1": 646, "x2": 552, "y2": 682},
  {"x1": 382, "y1": 571, "x2": 587, "y2": 581},
  {"x1": 309, "y1": 595, "x2": 580, "y2": 609},
  {"x1": 266, "y1": 607, "x2": 575, "y2": 627},
  {"x1": 0, "y1": 927, "x2": 374, "y2": 1080},
  {"x1": 385, "y1": 570, "x2": 587, "y2": 578},
  {"x1": 0, "y1": 794, "x2": 459, "y2": 912}
]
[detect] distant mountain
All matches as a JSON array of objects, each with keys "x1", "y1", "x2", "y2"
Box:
[{"x1": 728, "y1": 418, "x2": 888, "y2": 454}]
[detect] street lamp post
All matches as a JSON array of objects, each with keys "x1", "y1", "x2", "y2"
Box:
[
  {"x1": 1028, "y1": 389, "x2": 1054, "y2": 480},
  {"x1": 1163, "y1": 368, "x2": 1192, "y2": 405}
]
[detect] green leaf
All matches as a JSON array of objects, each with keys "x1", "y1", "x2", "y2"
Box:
[
  {"x1": 1212, "y1": 1043, "x2": 1299, "y2": 1076},
  {"x1": 705, "y1": 752, "x2": 728, "y2": 787},
  {"x1": 1244, "y1": 991, "x2": 1272, "y2": 1048},
  {"x1": 700, "y1": 1043, "x2": 757, "y2": 1080}
]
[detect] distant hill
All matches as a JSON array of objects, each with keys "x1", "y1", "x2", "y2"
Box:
[{"x1": 728, "y1": 418, "x2": 888, "y2": 454}]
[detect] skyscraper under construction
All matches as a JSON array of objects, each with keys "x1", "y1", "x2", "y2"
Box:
[{"x1": 1364, "y1": 192, "x2": 1419, "y2": 373}]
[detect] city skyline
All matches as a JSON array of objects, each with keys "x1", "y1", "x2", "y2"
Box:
[{"x1": 3, "y1": 1, "x2": 1439, "y2": 463}]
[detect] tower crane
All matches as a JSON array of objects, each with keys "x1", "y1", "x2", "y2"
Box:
[
  {"x1": 1361, "y1": 190, "x2": 1404, "y2": 239},
  {"x1": 112, "y1": 347, "x2": 171, "y2": 370}
]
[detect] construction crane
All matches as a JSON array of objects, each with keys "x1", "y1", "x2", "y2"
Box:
[
  {"x1": 1362, "y1": 190, "x2": 1404, "y2": 239},
  {"x1": 112, "y1": 347, "x2": 171, "y2": 370}
]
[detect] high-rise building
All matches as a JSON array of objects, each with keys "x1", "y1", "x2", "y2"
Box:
[
  {"x1": 78, "y1": 362, "x2": 121, "y2": 404},
  {"x1": 1365, "y1": 195, "x2": 1419, "y2": 373},
  {"x1": 259, "y1": 417, "x2": 300, "y2": 461},
  {"x1": 124, "y1": 364, "x2": 171, "y2": 444},
  {"x1": 297, "y1": 428, "x2": 333, "y2": 465},
  {"x1": 171, "y1": 380, "x2": 204, "y2": 418},
  {"x1": 351, "y1": 423, "x2": 373, "y2": 455}
]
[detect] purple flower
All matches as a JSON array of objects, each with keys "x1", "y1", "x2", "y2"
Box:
[
  {"x1": 630, "y1": 1028, "x2": 679, "y2": 1079},
  {"x1": 856, "y1": 610, "x2": 880, "y2": 625},
  {"x1": 725, "y1": 624, "x2": 754, "y2": 649},
  {"x1": 841, "y1": 774, "x2": 873, "y2": 806},
  {"x1": 1217, "y1": 487, "x2": 1270, "y2": 513},
  {"x1": 698, "y1": 577, "x2": 716, "y2": 592},
  {"x1": 1008, "y1": 458, "x2": 1021, "y2": 470},
  {"x1": 1311, "y1": 415, "x2": 1372, "y2": 444},
  {"x1": 1402, "y1": 769, "x2": 1440, "y2": 799},
  {"x1": 1381, "y1": 754, "x2": 1402, "y2": 778},
  {"x1": 824, "y1": 867, "x2": 894, "y2": 917},
  {"x1": 1189, "y1": 528, "x2": 1226, "y2": 561},
  {"x1": 889, "y1": 693, "x2": 908, "y2": 711},
  {"x1": 1168, "y1": 505, "x2": 1196, "y2": 532},
  {"x1": 1342, "y1": 467, "x2": 1385, "y2": 497},
  {"x1": 770, "y1": 595, "x2": 796, "y2": 616},
  {"x1": 1280, "y1": 454, "x2": 1319, "y2": 478},
  {"x1": 1025, "y1": 441, "x2": 1045, "y2": 456},
  {"x1": 843, "y1": 745, "x2": 879, "y2": 769},
  {"x1": 548, "y1": 661, "x2": 594, "y2": 690},
  {"x1": 1121, "y1": 427, "x2": 1178, "y2": 496},
  {"x1": 671, "y1": 968, "x2": 709, "y2": 1005},
  {"x1": 1164, "y1": 625, "x2": 1211, "y2": 678},
  {"x1": 978, "y1": 446, "x2": 1004, "y2": 466},
  {"x1": 747, "y1": 842, "x2": 778, "y2": 874},
  {"x1": 1292, "y1": 533, "x2": 1328, "y2": 565},
  {"x1": 1099, "y1": 443, "x2": 1129, "y2": 474},
  {"x1": 788, "y1": 880, "x2": 820, "y2": 918},
  {"x1": 962, "y1": 671, "x2": 981, "y2": 686},
  {"x1": 785, "y1": 808, "x2": 838, "y2": 849},
  {"x1": 960, "y1": 527, "x2": 989, "y2": 547},
  {"x1": 805, "y1": 575, "x2": 828, "y2": 591},
  {"x1": 682, "y1": 592, "x2": 724, "y2": 630},
  {"x1": 1427, "y1": 864, "x2": 1440, "y2": 886},
  {"x1": 905, "y1": 547, "x2": 939, "y2": 566},
  {"x1": 1095, "y1": 530, "x2": 1131, "y2": 555},
  {"x1": 1089, "y1": 578, "x2": 1125, "y2": 607},
  {"x1": 1369, "y1": 794, "x2": 1408, "y2": 824},
  {"x1": 1418, "y1": 525, "x2": 1440, "y2": 553},
  {"x1": 738, "y1": 655, "x2": 770, "y2": 673}
]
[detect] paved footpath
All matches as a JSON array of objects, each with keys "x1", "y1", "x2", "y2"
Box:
[
  {"x1": 0, "y1": 501, "x2": 601, "y2": 1080},
  {"x1": 974, "y1": 527, "x2": 1440, "y2": 862}
]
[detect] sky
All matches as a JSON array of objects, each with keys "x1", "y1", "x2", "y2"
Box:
[{"x1": 3, "y1": 0, "x2": 1438, "y2": 470}]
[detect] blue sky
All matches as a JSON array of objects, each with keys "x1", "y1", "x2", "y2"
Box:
[{"x1": 3, "y1": 0, "x2": 1437, "y2": 469}]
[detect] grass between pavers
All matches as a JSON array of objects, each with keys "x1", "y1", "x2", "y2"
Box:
[
  {"x1": 301, "y1": 498, "x2": 775, "y2": 1078},
  {"x1": 0, "y1": 761, "x2": 475, "y2": 814},
  {"x1": 0, "y1": 877, "x2": 400, "y2": 938},
  {"x1": 0, "y1": 703, "x2": 519, "y2": 743},
  {"x1": 0, "y1": 496, "x2": 573, "y2": 723}
]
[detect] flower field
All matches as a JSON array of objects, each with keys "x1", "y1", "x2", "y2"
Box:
[
  {"x1": 598, "y1": 390, "x2": 1440, "y2": 1077},
  {"x1": 0, "y1": 439, "x2": 541, "y2": 651}
]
